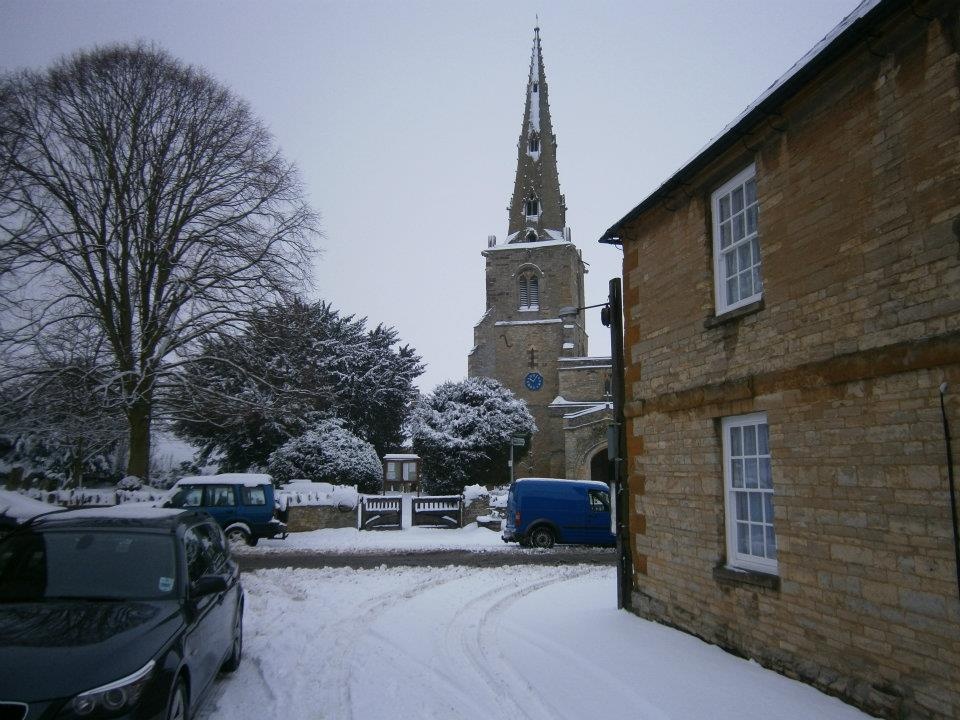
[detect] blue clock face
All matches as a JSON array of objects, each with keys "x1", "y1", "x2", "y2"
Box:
[{"x1": 524, "y1": 372, "x2": 544, "y2": 391}]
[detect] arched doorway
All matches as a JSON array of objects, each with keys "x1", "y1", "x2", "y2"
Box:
[{"x1": 588, "y1": 446, "x2": 612, "y2": 483}]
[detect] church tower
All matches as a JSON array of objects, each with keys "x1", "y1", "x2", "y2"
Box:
[{"x1": 468, "y1": 26, "x2": 588, "y2": 478}]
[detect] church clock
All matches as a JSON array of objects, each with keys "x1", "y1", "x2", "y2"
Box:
[{"x1": 524, "y1": 372, "x2": 544, "y2": 391}]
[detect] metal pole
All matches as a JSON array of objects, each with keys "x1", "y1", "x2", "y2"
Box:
[
  {"x1": 510, "y1": 442, "x2": 514, "y2": 485},
  {"x1": 939, "y1": 383, "x2": 960, "y2": 603},
  {"x1": 608, "y1": 278, "x2": 632, "y2": 610}
]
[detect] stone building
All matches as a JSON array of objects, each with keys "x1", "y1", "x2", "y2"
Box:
[
  {"x1": 469, "y1": 27, "x2": 611, "y2": 480},
  {"x1": 599, "y1": 0, "x2": 960, "y2": 717}
]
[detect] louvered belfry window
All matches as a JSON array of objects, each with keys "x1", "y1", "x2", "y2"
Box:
[
  {"x1": 519, "y1": 272, "x2": 539, "y2": 311},
  {"x1": 525, "y1": 197, "x2": 539, "y2": 218}
]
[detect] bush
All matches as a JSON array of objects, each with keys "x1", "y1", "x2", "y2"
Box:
[
  {"x1": 116, "y1": 475, "x2": 143, "y2": 491},
  {"x1": 268, "y1": 420, "x2": 382, "y2": 494}
]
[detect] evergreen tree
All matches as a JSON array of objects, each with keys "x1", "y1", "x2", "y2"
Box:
[
  {"x1": 268, "y1": 419, "x2": 381, "y2": 493},
  {"x1": 168, "y1": 298, "x2": 423, "y2": 471},
  {"x1": 408, "y1": 377, "x2": 536, "y2": 493}
]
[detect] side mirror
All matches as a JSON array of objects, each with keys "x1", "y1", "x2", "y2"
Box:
[{"x1": 191, "y1": 575, "x2": 228, "y2": 597}]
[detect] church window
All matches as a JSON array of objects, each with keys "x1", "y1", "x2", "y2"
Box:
[
  {"x1": 525, "y1": 230, "x2": 537, "y2": 242},
  {"x1": 519, "y1": 272, "x2": 540, "y2": 311},
  {"x1": 525, "y1": 197, "x2": 539, "y2": 218},
  {"x1": 532, "y1": 82, "x2": 539, "y2": 93},
  {"x1": 529, "y1": 136, "x2": 540, "y2": 153}
]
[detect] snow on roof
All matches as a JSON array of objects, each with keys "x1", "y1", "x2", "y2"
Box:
[
  {"x1": 383, "y1": 454, "x2": 420, "y2": 460},
  {"x1": 600, "y1": 0, "x2": 884, "y2": 241},
  {"x1": 176, "y1": 473, "x2": 273, "y2": 487},
  {"x1": 494, "y1": 318, "x2": 562, "y2": 326},
  {"x1": 56, "y1": 505, "x2": 183, "y2": 520},
  {"x1": 558, "y1": 356, "x2": 612, "y2": 363},
  {"x1": 563, "y1": 403, "x2": 613, "y2": 420},
  {"x1": 0, "y1": 490, "x2": 57, "y2": 522},
  {"x1": 483, "y1": 238, "x2": 570, "y2": 253}
]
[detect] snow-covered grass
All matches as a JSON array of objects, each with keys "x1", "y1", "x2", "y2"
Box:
[
  {"x1": 201, "y1": 565, "x2": 876, "y2": 720},
  {"x1": 236, "y1": 522, "x2": 514, "y2": 553}
]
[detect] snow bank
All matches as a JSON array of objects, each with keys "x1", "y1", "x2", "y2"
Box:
[
  {"x1": 276, "y1": 481, "x2": 359, "y2": 509},
  {"x1": 0, "y1": 489, "x2": 56, "y2": 522},
  {"x1": 236, "y1": 523, "x2": 513, "y2": 554}
]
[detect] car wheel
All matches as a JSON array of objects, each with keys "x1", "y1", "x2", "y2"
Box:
[
  {"x1": 529, "y1": 526, "x2": 555, "y2": 549},
  {"x1": 225, "y1": 527, "x2": 250, "y2": 549},
  {"x1": 167, "y1": 679, "x2": 188, "y2": 720}
]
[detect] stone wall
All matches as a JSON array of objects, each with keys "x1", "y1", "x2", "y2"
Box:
[
  {"x1": 286, "y1": 504, "x2": 358, "y2": 532},
  {"x1": 469, "y1": 241, "x2": 588, "y2": 478},
  {"x1": 616, "y1": 3, "x2": 960, "y2": 718}
]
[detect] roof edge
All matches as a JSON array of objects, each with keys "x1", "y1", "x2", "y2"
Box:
[{"x1": 599, "y1": 0, "x2": 900, "y2": 244}]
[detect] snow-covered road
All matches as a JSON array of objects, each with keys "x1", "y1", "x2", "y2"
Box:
[{"x1": 200, "y1": 565, "x2": 874, "y2": 720}]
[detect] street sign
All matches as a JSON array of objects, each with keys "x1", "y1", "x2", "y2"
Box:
[{"x1": 511, "y1": 437, "x2": 525, "y2": 446}]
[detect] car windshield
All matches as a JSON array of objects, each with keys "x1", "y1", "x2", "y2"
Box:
[{"x1": 0, "y1": 530, "x2": 177, "y2": 602}]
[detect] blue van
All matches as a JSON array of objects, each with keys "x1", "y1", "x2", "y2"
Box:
[
  {"x1": 165, "y1": 473, "x2": 287, "y2": 547},
  {"x1": 502, "y1": 478, "x2": 615, "y2": 548}
]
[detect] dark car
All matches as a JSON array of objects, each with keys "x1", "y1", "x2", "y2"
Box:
[{"x1": 0, "y1": 506, "x2": 243, "y2": 720}]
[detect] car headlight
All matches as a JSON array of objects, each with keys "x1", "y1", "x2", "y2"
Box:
[{"x1": 71, "y1": 659, "x2": 155, "y2": 716}]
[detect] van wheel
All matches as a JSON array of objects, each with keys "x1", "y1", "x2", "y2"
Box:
[
  {"x1": 226, "y1": 527, "x2": 251, "y2": 548},
  {"x1": 529, "y1": 526, "x2": 555, "y2": 549}
]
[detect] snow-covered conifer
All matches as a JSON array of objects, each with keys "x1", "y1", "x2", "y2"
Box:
[
  {"x1": 408, "y1": 377, "x2": 536, "y2": 493},
  {"x1": 268, "y1": 419, "x2": 382, "y2": 493}
]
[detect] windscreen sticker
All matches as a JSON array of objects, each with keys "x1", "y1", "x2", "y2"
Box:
[{"x1": 158, "y1": 577, "x2": 174, "y2": 593}]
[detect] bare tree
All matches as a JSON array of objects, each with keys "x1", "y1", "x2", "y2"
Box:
[{"x1": 0, "y1": 44, "x2": 319, "y2": 480}]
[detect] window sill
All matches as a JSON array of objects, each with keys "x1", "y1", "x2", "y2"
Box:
[
  {"x1": 713, "y1": 564, "x2": 780, "y2": 591},
  {"x1": 704, "y1": 298, "x2": 764, "y2": 329}
]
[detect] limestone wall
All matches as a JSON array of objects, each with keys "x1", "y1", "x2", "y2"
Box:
[{"x1": 616, "y1": 4, "x2": 960, "y2": 718}]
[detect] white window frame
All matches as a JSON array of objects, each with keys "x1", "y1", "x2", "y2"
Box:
[
  {"x1": 712, "y1": 164, "x2": 761, "y2": 314},
  {"x1": 721, "y1": 412, "x2": 777, "y2": 574}
]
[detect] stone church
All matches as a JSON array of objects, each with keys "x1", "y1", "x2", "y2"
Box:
[{"x1": 468, "y1": 27, "x2": 612, "y2": 481}]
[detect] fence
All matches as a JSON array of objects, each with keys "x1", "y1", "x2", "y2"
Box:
[
  {"x1": 358, "y1": 496, "x2": 402, "y2": 530},
  {"x1": 411, "y1": 495, "x2": 463, "y2": 529}
]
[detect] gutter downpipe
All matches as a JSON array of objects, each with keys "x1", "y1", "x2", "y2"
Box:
[{"x1": 939, "y1": 383, "x2": 960, "y2": 603}]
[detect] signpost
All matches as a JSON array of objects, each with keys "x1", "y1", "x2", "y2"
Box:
[{"x1": 509, "y1": 436, "x2": 525, "y2": 484}]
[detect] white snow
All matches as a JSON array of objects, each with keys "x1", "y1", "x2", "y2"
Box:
[
  {"x1": 0, "y1": 489, "x2": 57, "y2": 522},
  {"x1": 201, "y1": 565, "x2": 875, "y2": 720},
  {"x1": 176, "y1": 473, "x2": 273, "y2": 487},
  {"x1": 494, "y1": 318, "x2": 562, "y2": 326},
  {"x1": 235, "y1": 523, "x2": 511, "y2": 554},
  {"x1": 483, "y1": 238, "x2": 569, "y2": 252}
]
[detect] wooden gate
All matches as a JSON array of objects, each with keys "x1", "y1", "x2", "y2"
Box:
[
  {"x1": 411, "y1": 496, "x2": 463, "y2": 529},
  {"x1": 359, "y1": 496, "x2": 402, "y2": 530}
]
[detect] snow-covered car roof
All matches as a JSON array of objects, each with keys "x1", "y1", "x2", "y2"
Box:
[{"x1": 174, "y1": 473, "x2": 273, "y2": 487}]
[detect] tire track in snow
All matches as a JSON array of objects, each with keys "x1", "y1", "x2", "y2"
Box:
[{"x1": 450, "y1": 565, "x2": 598, "y2": 720}]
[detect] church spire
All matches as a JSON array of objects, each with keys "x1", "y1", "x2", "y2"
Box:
[{"x1": 507, "y1": 25, "x2": 567, "y2": 243}]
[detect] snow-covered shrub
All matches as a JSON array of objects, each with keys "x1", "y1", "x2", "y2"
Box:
[
  {"x1": 408, "y1": 377, "x2": 536, "y2": 494},
  {"x1": 268, "y1": 420, "x2": 382, "y2": 494},
  {"x1": 117, "y1": 475, "x2": 143, "y2": 491},
  {"x1": 462, "y1": 484, "x2": 489, "y2": 507}
]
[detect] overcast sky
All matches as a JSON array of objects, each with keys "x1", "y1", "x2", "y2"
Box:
[{"x1": 0, "y1": 0, "x2": 861, "y2": 393}]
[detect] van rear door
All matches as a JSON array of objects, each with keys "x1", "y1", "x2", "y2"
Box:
[{"x1": 584, "y1": 488, "x2": 615, "y2": 545}]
